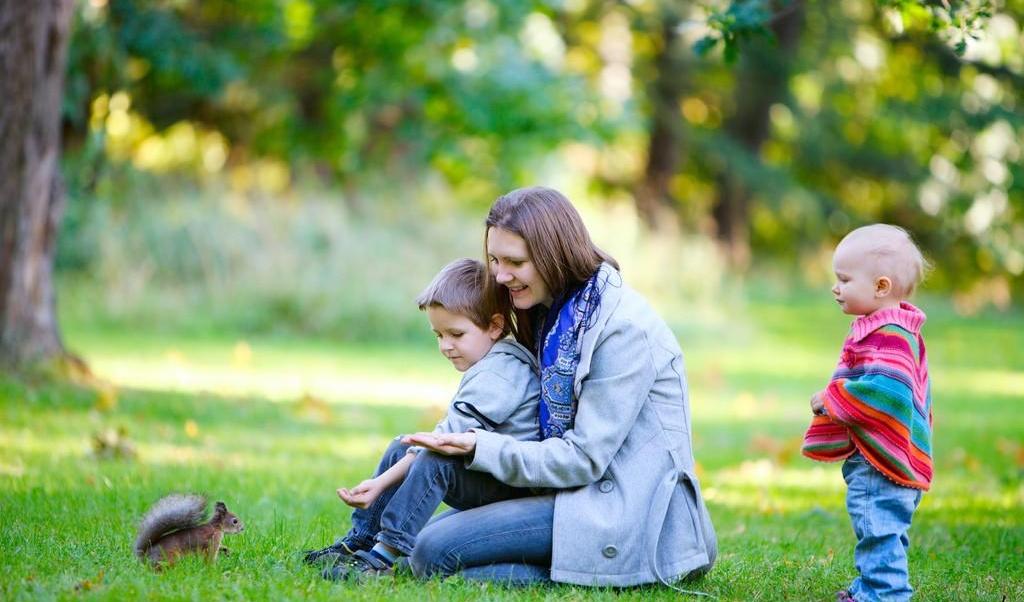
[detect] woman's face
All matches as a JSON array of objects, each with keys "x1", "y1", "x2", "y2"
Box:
[{"x1": 486, "y1": 227, "x2": 553, "y2": 309}]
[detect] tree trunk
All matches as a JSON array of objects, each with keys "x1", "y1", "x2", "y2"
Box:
[
  {"x1": 712, "y1": 0, "x2": 804, "y2": 267},
  {"x1": 635, "y1": 15, "x2": 686, "y2": 231},
  {"x1": 0, "y1": 0, "x2": 76, "y2": 371}
]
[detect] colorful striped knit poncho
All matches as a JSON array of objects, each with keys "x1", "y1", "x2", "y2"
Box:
[{"x1": 802, "y1": 302, "x2": 933, "y2": 490}]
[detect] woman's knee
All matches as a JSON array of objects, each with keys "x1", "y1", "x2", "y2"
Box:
[{"x1": 409, "y1": 520, "x2": 459, "y2": 579}]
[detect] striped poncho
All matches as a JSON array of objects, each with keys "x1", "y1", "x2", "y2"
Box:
[{"x1": 802, "y1": 302, "x2": 933, "y2": 490}]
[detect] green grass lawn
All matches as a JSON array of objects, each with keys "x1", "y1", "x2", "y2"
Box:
[{"x1": 2, "y1": 292, "x2": 1022, "y2": 600}]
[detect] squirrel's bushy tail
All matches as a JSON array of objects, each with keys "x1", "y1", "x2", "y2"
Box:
[{"x1": 134, "y1": 494, "x2": 207, "y2": 559}]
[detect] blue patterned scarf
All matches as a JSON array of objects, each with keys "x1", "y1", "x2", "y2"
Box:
[{"x1": 537, "y1": 267, "x2": 609, "y2": 440}]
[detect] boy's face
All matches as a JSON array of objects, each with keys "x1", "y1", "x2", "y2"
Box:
[
  {"x1": 426, "y1": 306, "x2": 502, "y2": 372},
  {"x1": 831, "y1": 242, "x2": 890, "y2": 316}
]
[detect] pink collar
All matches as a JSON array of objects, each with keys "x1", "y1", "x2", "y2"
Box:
[{"x1": 850, "y1": 301, "x2": 926, "y2": 342}]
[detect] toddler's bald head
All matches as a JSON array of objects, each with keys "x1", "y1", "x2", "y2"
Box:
[{"x1": 836, "y1": 224, "x2": 928, "y2": 299}]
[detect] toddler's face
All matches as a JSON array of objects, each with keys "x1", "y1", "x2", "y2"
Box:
[
  {"x1": 426, "y1": 307, "x2": 501, "y2": 372},
  {"x1": 831, "y1": 243, "x2": 887, "y2": 316}
]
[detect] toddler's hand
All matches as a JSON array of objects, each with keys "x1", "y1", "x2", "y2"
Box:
[
  {"x1": 337, "y1": 478, "x2": 385, "y2": 509},
  {"x1": 810, "y1": 391, "x2": 826, "y2": 416}
]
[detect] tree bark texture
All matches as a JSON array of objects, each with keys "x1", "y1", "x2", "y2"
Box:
[
  {"x1": 635, "y1": 15, "x2": 686, "y2": 231},
  {"x1": 0, "y1": 0, "x2": 75, "y2": 369},
  {"x1": 712, "y1": 0, "x2": 804, "y2": 267}
]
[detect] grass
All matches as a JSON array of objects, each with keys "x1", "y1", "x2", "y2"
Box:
[{"x1": 2, "y1": 290, "x2": 1023, "y2": 600}]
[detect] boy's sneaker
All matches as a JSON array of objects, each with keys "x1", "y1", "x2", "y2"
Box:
[
  {"x1": 321, "y1": 549, "x2": 394, "y2": 582},
  {"x1": 302, "y1": 540, "x2": 357, "y2": 566},
  {"x1": 835, "y1": 591, "x2": 855, "y2": 601}
]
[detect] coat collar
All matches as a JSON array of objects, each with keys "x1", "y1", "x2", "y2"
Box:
[
  {"x1": 849, "y1": 301, "x2": 926, "y2": 342},
  {"x1": 572, "y1": 262, "x2": 624, "y2": 393}
]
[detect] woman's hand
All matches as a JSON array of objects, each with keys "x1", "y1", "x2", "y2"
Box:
[
  {"x1": 402, "y1": 431, "x2": 477, "y2": 456},
  {"x1": 337, "y1": 477, "x2": 387, "y2": 509}
]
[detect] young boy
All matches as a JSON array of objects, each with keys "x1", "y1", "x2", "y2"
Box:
[
  {"x1": 802, "y1": 224, "x2": 933, "y2": 602},
  {"x1": 303, "y1": 258, "x2": 540, "y2": 580}
]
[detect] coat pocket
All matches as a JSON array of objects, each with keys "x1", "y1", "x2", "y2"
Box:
[
  {"x1": 670, "y1": 468, "x2": 717, "y2": 571},
  {"x1": 650, "y1": 399, "x2": 687, "y2": 432}
]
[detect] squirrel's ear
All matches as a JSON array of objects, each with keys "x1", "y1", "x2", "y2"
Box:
[{"x1": 214, "y1": 501, "x2": 227, "y2": 515}]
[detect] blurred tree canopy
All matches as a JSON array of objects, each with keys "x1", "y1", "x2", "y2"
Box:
[{"x1": 62, "y1": 0, "x2": 1023, "y2": 308}]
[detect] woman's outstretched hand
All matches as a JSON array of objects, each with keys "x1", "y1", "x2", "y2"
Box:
[{"x1": 402, "y1": 431, "x2": 477, "y2": 456}]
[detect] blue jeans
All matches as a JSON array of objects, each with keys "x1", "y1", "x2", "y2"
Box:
[
  {"x1": 843, "y1": 452, "x2": 923, "y2": 602},
  {"x1": 340, "y1": 438, "x2": 409, "y2": 550},
  {"x1": 410, "y1": 494, "x2": 555, "y2": 585},
  {"x1": 343, "y1": 439, "x2": 530, "y2": 556}
]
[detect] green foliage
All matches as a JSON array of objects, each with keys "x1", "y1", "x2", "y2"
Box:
[
  {"x1": 877, "y1": 0, "x2": 995, "y2": 55},
  {"x1": 60, "y1": 0, "x2": 1024, "y2": 309},
  {"x1": 680, "y1": 0, "x2": 1023, "y2": 305},
  {"x1": 65, "y1": 0, "x2": 608, "y2": 201},
  {"x1": 693, "y1": 0, "x2": 776, "y2": 62},
  {"x1": 694, "y1": 1, "x2": 996, "y2": 60}
]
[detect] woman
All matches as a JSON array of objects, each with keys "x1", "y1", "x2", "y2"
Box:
[{"x1": 404, "y1": 186, "x2": 717, "y2": 587}]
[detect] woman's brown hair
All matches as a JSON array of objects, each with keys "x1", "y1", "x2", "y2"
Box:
[{"x1": 484, "y1": 186, "x2": 618, "y2": 349}]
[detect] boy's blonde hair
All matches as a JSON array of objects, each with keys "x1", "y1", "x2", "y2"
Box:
[
  {"x1": 839, "y1": 224, "x2": 930, "y2": 298},
  {"x1": 416, "y1": 258, "x2": 508, "y2": 335}
]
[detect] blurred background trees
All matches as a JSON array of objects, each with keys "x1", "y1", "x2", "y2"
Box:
[{"x1": 34, "y1": 0, "x2": 1024, "y2": 345}]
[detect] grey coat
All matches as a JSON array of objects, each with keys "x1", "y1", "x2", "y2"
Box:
[
  {"x1": 468, "y1": 264, "x2": 717, "y2": 586},
  {"x1": 435, "y1": 338, "x2": 540, "y2": 442}
]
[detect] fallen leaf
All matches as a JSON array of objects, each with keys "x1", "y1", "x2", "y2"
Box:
[
  {"x1": 93, "y1": 382, "x2": 118, "y2": 412},
  {"x1": 73, "y1": 569, "x2": 104, "y2": 592},
  {"x1": 233, "y1": 341, "x2": 253, "y2": 367}
]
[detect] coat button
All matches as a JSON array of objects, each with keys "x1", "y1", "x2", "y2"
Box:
[
  {"x1": 602, "y1": 545, "x2": 618, "y2": 558},
  {"x1": 598, "y1": 479, "x2": 614, "y2": 493}
]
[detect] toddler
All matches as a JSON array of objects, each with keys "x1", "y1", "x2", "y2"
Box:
[
  {"x1": 303, "y1": 258, "x2": 540, "y2": 580},
  {"x1": 802, "y1": 224, "x2": 933, "y2": 602}
]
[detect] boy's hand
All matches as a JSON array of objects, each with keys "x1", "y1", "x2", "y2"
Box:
[
  {"x1": 337, "y1": 478, "x2": 386, "y2": 509},
  {"x1": 402, "y1": 431, "x2": 476, "y2": 456},
  {"x1": 810, "y1": 391, "x2": 826, "y2": 416}
]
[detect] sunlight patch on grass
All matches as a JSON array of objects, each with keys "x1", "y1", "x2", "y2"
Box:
[
  {"x1": 140, "y1": 435, "x2": 391, "y2": 471},
  {"x1": 691, "y1": 347, "x2": 833, "y2": 380},
  {"x1": 926, "y1": 483, "x2": 1024, "y2": 518},
  {"x1": 704, "y1": 461, "x2": 1023, "y2": 523},
  {"x1": 688, "y1": 388, "x2": 811, "y2": 423},
  {"x1": 0, "y1": 429, "x2": 90, "y2": 462},
  {"x1": 141, "y1": 442, "x2": 244, "y2": 468},
  {"x1": 89, "y1": 356, "x2": 457, "y2": 407},
  {"x1": 711, "y1": 460, "x2": 844, "y2": 491},
  {"x1": 935, "y1": 368, "x2": 1024, "y2": 398},
  {"x1": 703, "y1": 486, "x2": 843, "y2": 515},
  {"x1": 701, "y1": 462, "x2": 847, "y2": 515},
  {"x1": 0, "y1": 458, "x2": 25, "y2": 477}
]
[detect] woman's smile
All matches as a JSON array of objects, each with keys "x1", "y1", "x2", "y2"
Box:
[{"x1": 486, "y1": 226, "x2": 553, "y2": 309}]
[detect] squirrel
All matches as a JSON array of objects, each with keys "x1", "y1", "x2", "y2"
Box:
[{"x1": 134, "y1": 493, "x2": 244, "y2": 567}]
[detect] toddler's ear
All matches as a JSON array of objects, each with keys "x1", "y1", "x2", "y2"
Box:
[{"x1": 874, "y1": 276, "x2": 893, "y2": 298}]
